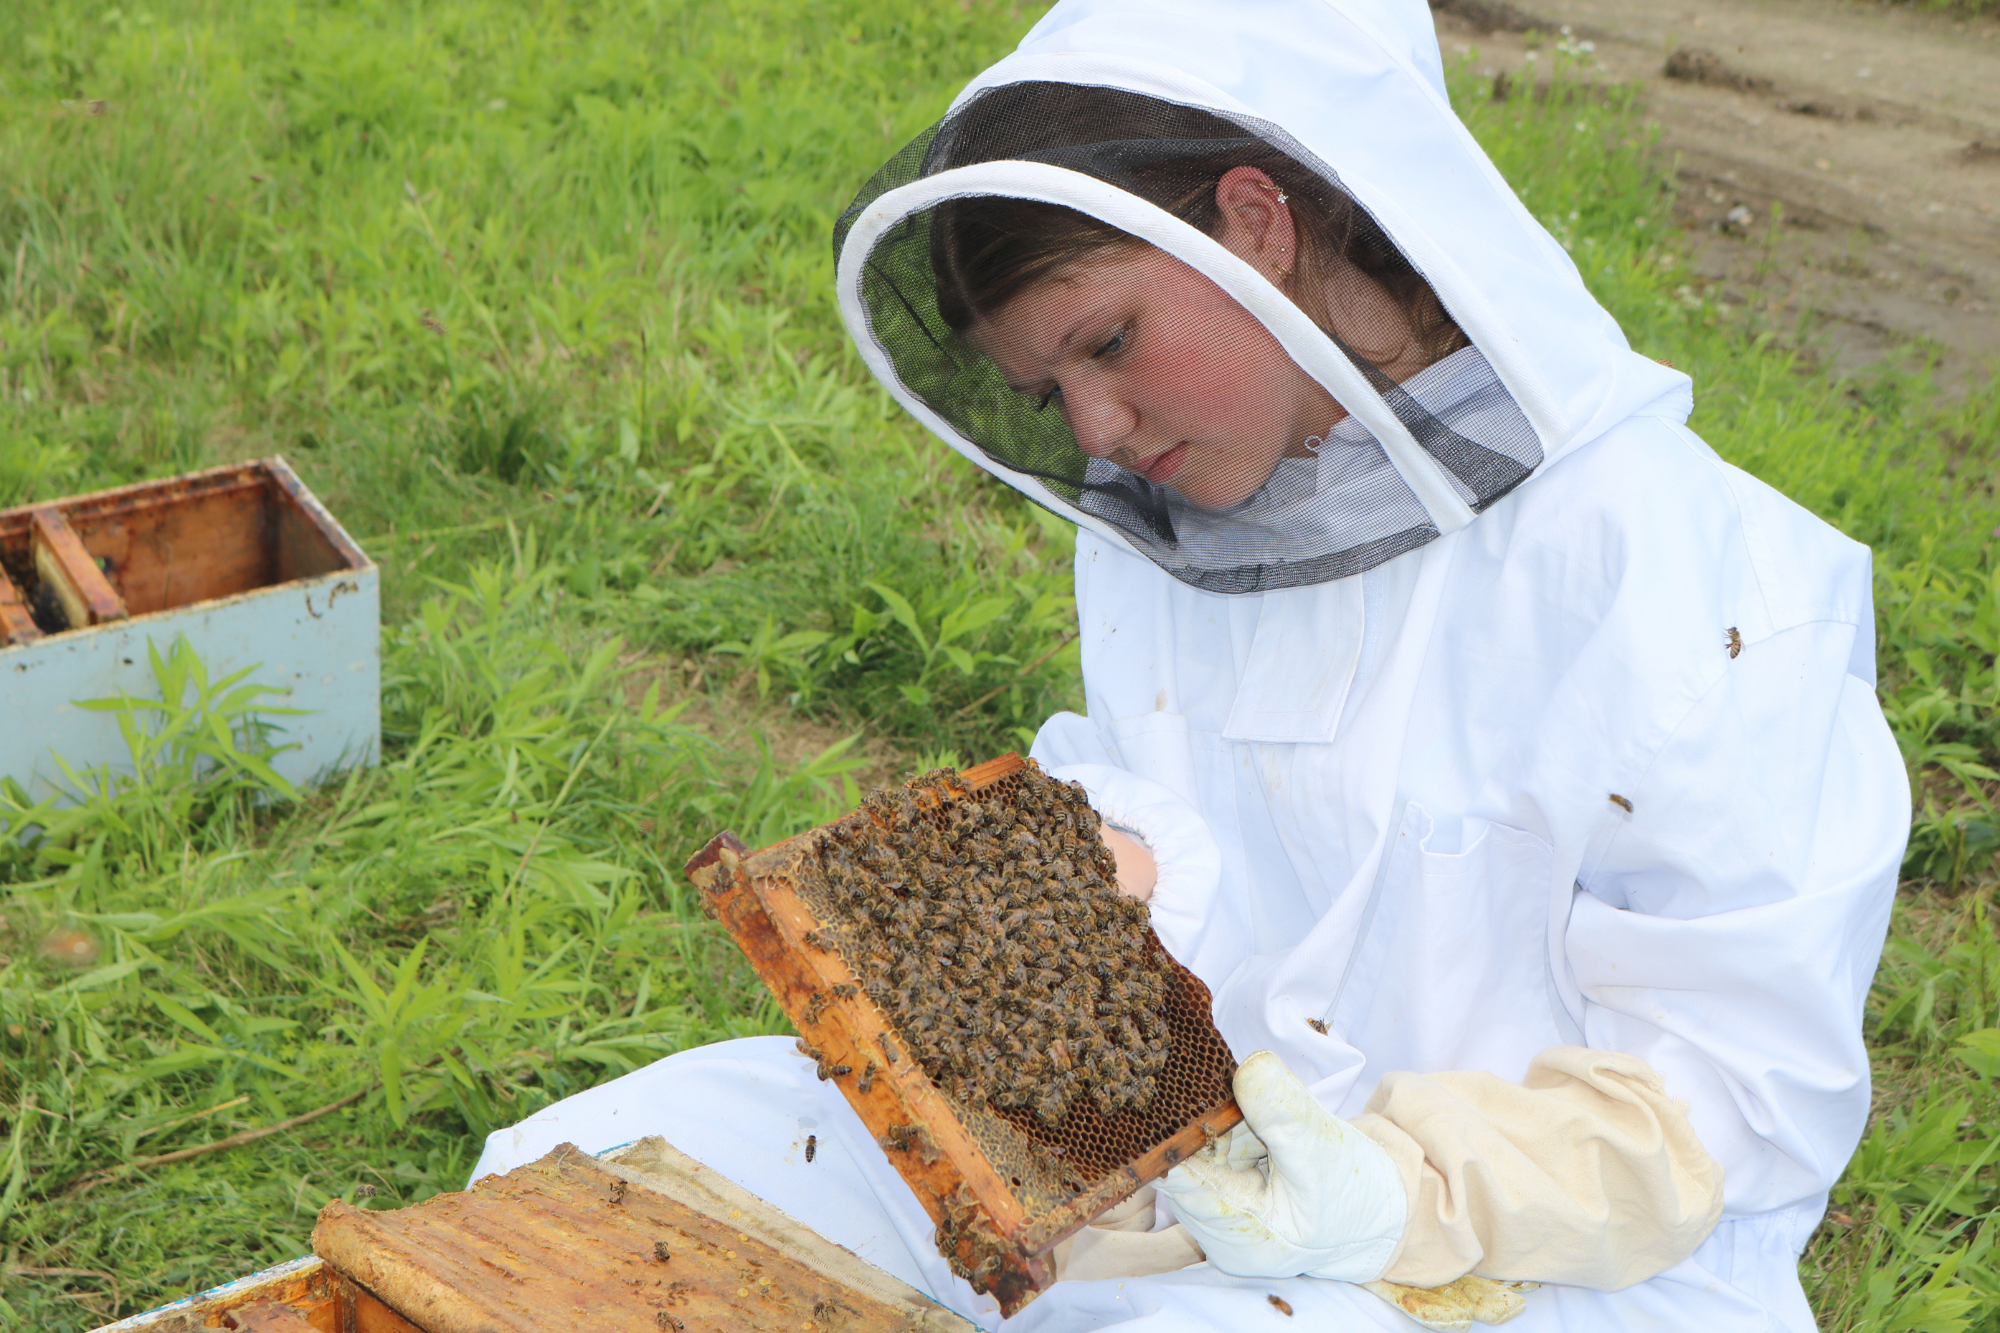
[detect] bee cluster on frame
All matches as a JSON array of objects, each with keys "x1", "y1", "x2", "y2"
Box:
[{"x1": 801, "y1": 766, "x2": 1175, "y2": 1129}]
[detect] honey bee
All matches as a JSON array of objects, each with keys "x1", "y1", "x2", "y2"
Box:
[
  {"x1": 805, "y1": 1134, "x2": 817, "y2": 1162},
  {"x1": 802, "y1": 990, "x2": 827, "y2": 1023},
  {"x1": 656, "y1": 1313, "x2": 684, "y2": 1331},
  {"x1": 1268, "y1": 1295, "x2": 1294, "y2": 1317},
  {"x1": 858, "y1": 1061, "x2": 879, "y2": 1093},
  {"x1": 1306, "y1": 1017, "x2": 1329, "y2": 1035},
  {"x1": 831, "y1": 983, "x2": 858, "y2": 999},
  {"x1": 1609, "y1": 793, "x2": 1634, "y2": 813},
  {"x1": 795, "y1": 1039, "x2": 825, "y2": 1062},
  {"x1": 1726, "y1": 626, "x2": 1742, "y2": 659},
  {"x1": 653, "y1": 1241, "x2": 671, "y2": 1263}
]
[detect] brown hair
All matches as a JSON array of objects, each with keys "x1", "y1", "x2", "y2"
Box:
[{"x1": 926, "y1": 82, "x2": 1466, "y2": 367}]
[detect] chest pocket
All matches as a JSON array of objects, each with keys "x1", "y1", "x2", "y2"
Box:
[{"x1": 1326, "y1": 802, "x2": 1580, "y2": 1108}]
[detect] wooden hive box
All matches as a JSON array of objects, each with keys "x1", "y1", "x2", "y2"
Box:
[
  {"x1": 684, "y1": 753, "x2": 1242, "y2": 1317},
  {"x1": 92, "y1": 1138, "x2": 975, "y2": 1333},
  {"x1": 1, "y1": 457, "x2": 377, "y2": 803}
]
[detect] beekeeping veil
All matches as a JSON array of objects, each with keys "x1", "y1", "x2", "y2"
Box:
[{"x1": 834, "y1": 0, "x2": 1691, "y2": 595}]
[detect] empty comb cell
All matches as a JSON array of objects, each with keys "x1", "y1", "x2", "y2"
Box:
[{"x1": 686, "y1": 754, "x2": 1240, "y2": 1316}]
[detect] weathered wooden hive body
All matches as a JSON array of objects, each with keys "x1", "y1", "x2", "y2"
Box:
[
  {"x1": 686, "y1": 753, "x2": 1241, "y2": 1316},
  {"x1": 0, "y1": 457, "x2": 378, "y2": 803},
  {"x1": 92, "y1": 1137, "x2": 976, "y2": 1333}
]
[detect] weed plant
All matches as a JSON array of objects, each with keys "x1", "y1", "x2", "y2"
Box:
[{"x1": 1, "y1": 2, "x2": 1999, "y2": 1329}]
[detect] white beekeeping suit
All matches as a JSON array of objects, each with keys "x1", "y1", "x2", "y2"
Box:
[{"x1": 473, "y1": 1, "x2": 1907, "y2": 1328}]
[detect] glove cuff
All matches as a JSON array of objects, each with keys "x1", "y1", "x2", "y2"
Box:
[{"x1": 1045, "y1": 762, "x2": 1222, "y2": 962}]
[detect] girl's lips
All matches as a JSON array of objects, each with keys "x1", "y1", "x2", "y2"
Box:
[{"x1": 1138, "y1": 442, "x2": 1187, "y2": 484}]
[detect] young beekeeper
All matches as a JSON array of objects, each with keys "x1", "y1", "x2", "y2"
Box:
[{"x1": 472, "y1": 0, "x2": 1909, "y2": 1327}]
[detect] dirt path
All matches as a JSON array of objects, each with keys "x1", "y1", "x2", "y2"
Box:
[{"x1": 1433, "y1": 0, "x2": 2000, "y2": 389}]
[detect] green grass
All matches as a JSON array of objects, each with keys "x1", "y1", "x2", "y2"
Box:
[{"x1": 2, "y1": 3, "x2": 1999, "y2": 1328}]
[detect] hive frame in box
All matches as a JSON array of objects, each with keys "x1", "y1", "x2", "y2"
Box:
[
  {"x1": 685, "y1": 753, "x2": 1242, "y2": 1317},
  {"x1": 0, "y1": 456, "x2": 377, "y2": 804}
]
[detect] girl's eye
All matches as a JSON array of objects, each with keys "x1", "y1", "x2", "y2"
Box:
[{"x1": 1093, "y1": 329, "x2": 1126, "y2": 358}]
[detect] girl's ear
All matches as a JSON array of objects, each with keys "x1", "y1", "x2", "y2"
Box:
[{"x1": 1213, "y1": 166, "x2": 1298, "y2": 282}]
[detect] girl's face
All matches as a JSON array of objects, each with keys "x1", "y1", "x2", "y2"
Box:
[{"x1": 971, "y1": 245, "x2": 1337, "y2": 511}]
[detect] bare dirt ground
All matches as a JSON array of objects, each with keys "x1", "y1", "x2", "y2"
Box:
[{"x1": 1432, "y1": 0, "x2": 2000, "y2": 390}]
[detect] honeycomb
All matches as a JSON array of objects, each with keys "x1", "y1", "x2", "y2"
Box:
[{"x1": 784, "y1": 763, "x2": 1237, "y2": 1206}]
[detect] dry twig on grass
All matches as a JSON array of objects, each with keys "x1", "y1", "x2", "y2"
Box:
[
  {"x1": 3, "y1": 1266, "x2": 123, "y2": 1308},
  {"x1": 64, "y1": 1086, "x2": 374, "y2": 1196}
]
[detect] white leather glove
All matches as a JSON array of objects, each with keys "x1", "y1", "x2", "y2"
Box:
[
  {"x1": 1155, "y1": 1050, "x2": 1407, "y2": 1283},
  {"x1": 1045, "y1": 762, "x2": 1222, "y2": 961}
]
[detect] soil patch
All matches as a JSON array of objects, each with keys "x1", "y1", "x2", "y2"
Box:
[{"x1": 1434, "y1": 0, "x2": 2000, "y2": 389}]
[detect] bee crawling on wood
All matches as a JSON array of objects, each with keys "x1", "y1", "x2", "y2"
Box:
[
  {"x1": 653, "y1": 1241, "x2": 671, "y2": 1263},
  {"x1": 608, "y1": 1178, "x2": 628, "y2": 1204},
  {"x1": 830, "y1": 982, "x2": 858, "y2": 999},
  {"x1": 857, "y1": 1061, "x2": 879, "y2": 1093},
  {"x1": 802, "y1": 990, "x2": 828, "y2": 1023},
  {"x1": 802, "y1": 928, "x2": 834, "y2": 951},
  {"x1": 655, "y1": 1312, "x2": 684, "y2": 1331}
]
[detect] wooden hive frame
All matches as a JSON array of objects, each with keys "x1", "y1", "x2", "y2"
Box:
[{"x1": 684, "y1": 753, "x2": 1241, "y2": 1316}]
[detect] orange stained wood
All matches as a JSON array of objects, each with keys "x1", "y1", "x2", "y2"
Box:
[
  {"x1": 0, "y1": 566, "x2": 38, "y2": 645},
  {"x1": 350, "y1": 1287, "x2": 426, "y2": 1333},
  {"x1": 312, "y1": 1147, "x2": 935, "y2": 1333},
  {"x1": 0, "y1": 458, "x2": 366, "y2": 631},
  {"x1": 760, "y1": 867, "x2": 1020, "y2": 1230},
  {"x1": 221, "y1": 1300, "x2": 321, "y2": 1332},
  {"x1": 78, "y1": 472, "x2": 271, "y2": 614},
  {"x1": 30, "y1": 506, "x2": 127, "y2": 628},
  {"x1": 220, "y1": 1262, "x2": 344, "y2": 1333},
  {"x1": 78, "y1": 1252, "x2": 428, "y2": 1333},
  {"x1": 684, "y1": 753, "x2": 1242, "y2": 1318}
]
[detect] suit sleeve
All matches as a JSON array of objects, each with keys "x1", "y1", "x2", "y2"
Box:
[
  {"x1": 1566, "y1": 624, "x2": 1905, "y2": 1218},
  {"x1": 1359, "y1": 622, "x2": 1901, "y2": 1288}
]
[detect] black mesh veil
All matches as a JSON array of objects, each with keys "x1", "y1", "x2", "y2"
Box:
[{"x1": 835, "y1": 82, "x2": 1545, "y2": 595}]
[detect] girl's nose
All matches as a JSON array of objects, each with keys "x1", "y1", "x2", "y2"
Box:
[{"x1": 1065, "y1": 390, "x2": 1137, "y2": 459}]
